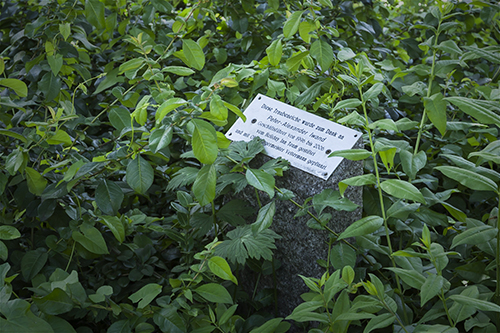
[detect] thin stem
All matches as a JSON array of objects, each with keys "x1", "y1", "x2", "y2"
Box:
[
  {"x1": 413, "y1": 27, "x2": 440, "y2": 156},
  {"x1": 440, "y1": 291, "x2": 455, "y2": 327},
  {"x1": 65, "y1": 241, "x2": 76, "y2": 272}
]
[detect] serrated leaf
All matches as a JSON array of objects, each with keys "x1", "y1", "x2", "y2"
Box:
[
  {"x1": 363, "y1": 82, "x2": 384, "y2": 100},
  {"x1": 338, "y1": 216, "x2": 384, "y2": 240},
  {"x1": 286, "y1": 51, "x2": 309, "y2": 72},
  {"x1": 85, "y1": 0, "x2": 105, "y2": 29},
  {"x1": 126, "y1": 155, "x2": 154, "y2": 194},
  {"x1": 337, "y1": 48, "x2": 356, "y2": 62},
  {"x1": 380, "y1": 179, "x2": 426, "y2": 203},
  {"x1": 208, "y1": 256, "x2": 238, "y2": 285},
  {"x1": 47, "y1": 54, "x2": 63, "y2": 76},
  {"x1": 449, "y1": 294, "x2": 500, "y2": 312},
  {"x1": 210, "y1": 94, "x2": 228, "y2": 120},
  {"x1": 153, "y1": 307, "x2": 186, "y2": 333}
]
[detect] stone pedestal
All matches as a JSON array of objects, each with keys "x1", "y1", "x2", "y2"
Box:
[{"x1": 242, "y1": 138, "x2": 363, "y2": 320}]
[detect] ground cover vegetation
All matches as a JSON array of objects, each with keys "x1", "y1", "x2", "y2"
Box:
[{"x1": 0, "y1": 0, "x2": 499, "y2": 331}]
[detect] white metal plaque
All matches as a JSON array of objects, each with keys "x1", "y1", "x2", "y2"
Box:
[{"x1": 227, "y1": 94, "x2": 362, "y2": 180}]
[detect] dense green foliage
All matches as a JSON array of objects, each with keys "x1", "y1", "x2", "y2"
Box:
[{"x1": 0, "y1": 0, "x2": 500, "y2": 332}]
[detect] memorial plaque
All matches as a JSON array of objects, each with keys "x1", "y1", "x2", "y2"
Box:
[{"x1": 227, "y1": 94, "x2": 362, "y2": 180}]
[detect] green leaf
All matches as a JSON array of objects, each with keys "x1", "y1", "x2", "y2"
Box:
[
  {"x1": 249, "y1": 318, "x2": 289, "y2": 333},
  {"x1": 72, "y1": 225, "x2": 109, "y2": 255},
  {"x1": 435, "y1": 166, "x2": 498, "y2": 192},
  {"x1": 283, "y1": 11, "x2": 303, "y2": 38},
  {"x1": 0, "y1": 78, "x2": 28, "y2": 97},
  {"x1": 449, "y1": 294, "x2": 500, "y2": 312},
  {"x1": 363, "y1": 82, "x2": 385, "y2": 100},
  {"x1": 33, "y1": 288, "x2": 73, "y2": 315},
  {"x1": 126, "y1": 155, "x2": 154, "y2": 194},
  {"x1": 286, "y1": 51, "x2": 309, "y2": 72},
  {"x1": 95, "y1": 180, "x2": 124, "y2": 215},
  {"x1": 332, "y1": 98, "x2": 362, "y2": 112},
  {"x1": 47, "y1": 54, "x2": 63, "y2": 76},
  {"x1": 119, "y1": 58, "x2": 145, "y2": 73},
  {"x1": 286, "y1": 301, "x2": 329, "y2": 323},
  {"x1": 448, "y1": 286, "x2": 479, "y2": 324},
  {"x1": 0, "y1": 129, "x2": 27, "y2": 143},
  {"x1": 190, "y1": 119, "x2": 218, "y2": 164},
  {"x1": 469, "y1": 140, "x2": 500, "y2": 164},
  {"x1": 338, "y1": 216, "x2": 383, "y2": 240},
  {"x1": 339, "y1": 174, "x2": 376, "y2": 196},
  {"x1": 330, "y1": 242, "x2": 356, "y2": 270},
  {"x1": 25, "y1": 167, "x2": 48, "y2": 196},
  {"x1": 310, "y1": 39, "x2": 334, "y2": 72},
  {"x1": 195, "y1": 283, "x2": 233, "y2": 304},
  {"x1": 463, "y1": 45, "x2": 500, "y2": 64},
  {"x1": 100, "y1": 216, "x2": 125, "y2": 243},
  {"x1": 363, "y1": 313, "x2": 395, "y2": 333},
  {"x1": 329, "y1": 149, "x2": 371, "y2": 161},
  {"x1": 0, "y1": 226, "x2": 21, "y2": 240},
  {"x1": 22, "y1": 249, "x2": 48, "y2": 281},
  {"x1": 153, "y1": 307, "x2": 186, "y2": 333},
  {"x1": 312, "y1": 188, "x2": 358, "y2": 214},
  {"x1": 445, "y1": 97, "x2": 500, "y2": 128},
  {"x1": 109, "y1": 107, "x2": 131, "y2": 132},
  {"x1": 156, "y1": 98, "x2": 187, "y2": 123},
  {"x1": 192, "y1": 164, "x2": 216, "y2": 206},
  {"x1": 252, "y1": 201, "x2": 276, "y2": 232},
  {"x1": 385, "y1": 267, "x2": 425, "y2": 289},
  {"x1": 368, "y1": 119, "x2": 398, "y2": 131},
  {"x1": 149, "y1": 126, "x2": 173, "y2": 153},
  {"x1": 437, "y1": 40, "x2": 462, "y2": 55},
  {"x1": 0, "y1": 241, "x2": 7, "y2": 261},
  {"x1": 94, "y1": 68, "x2": 124, "y2": 95},
  {"x1": 424, "y1": 92, "x2": 447, "y2": 136},
  {"x1": 421, "y1": 274, "x2": 446, "y2": 306},
  {"x1": 59, "y1": 23, "x2": 71, "y2": 41},
  {"x1": 129, "y1": 283, "x2": 162, "y2": 309},
  {"x1": 338, "y1": 48, "x2": 356, "y2": 62},
  {"x1": 451, "y1": 225, "x2": 497, "y2": 249},
  {"x1": 85, "y1": 0, "x2": 105, "y2": 29},
  {"x1": 46, "y1": 129, "x2": 72, "y2": 146},
  {"x1": 246, "y1": 168, "x2": 275, "y2": 198},
  {"x1": 380, "y1": 179, "x2": 426, "y2": 203},
  {"x1": 182, "y1": 39, "x2": 205, "y2": 71},
  {"x1": 378, "y1": 148, "x2": 397, "y2": 173},
  {"x1": 400, "y1": 150, "x2": 427, "y2": 179},
  {"x1": 266, "y1": 39, "x2": 283, "y2": 66},
  {"x1": 208, "y1": 256, "x2": 238, "y2": 285},
  {"x1": 210, "y1": 94, "x2": 228, "y2": 120},
  {"x1": 163, "y1": 66, "x2": 195, "y2": 76}
]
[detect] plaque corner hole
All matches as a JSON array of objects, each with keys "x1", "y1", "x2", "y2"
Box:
[
  {"x1": 325, "y1": 149, "x2": 332, "y2": 155},
  {"x1": 251, "y1": 118, "x2": 257, "y2": 124},
  {"x1": 323, "y1": 172, "x2": 328, "y2": 177},
  {"x1": 228, "y1": 132, "x2": 232, "y2": 136},
  {"x1": 258, "y1": 96, "x2": 262, "y2": 100},
  {"x1": 354, "y1": 134, "x2": 358, "y2": 138}
]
